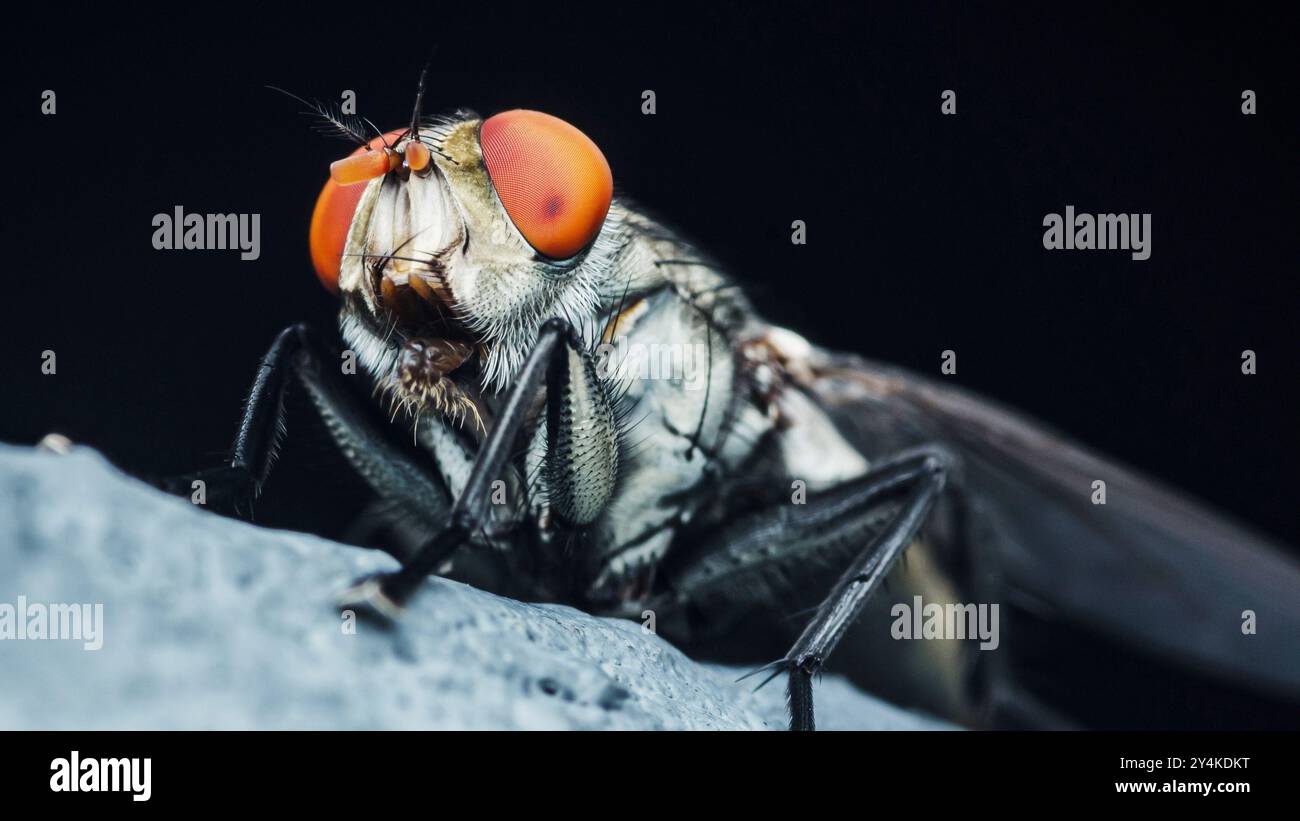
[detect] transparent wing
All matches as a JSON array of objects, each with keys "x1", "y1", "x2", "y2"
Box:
[{"x1": 805, "y1": 349, "x2": 1300, "y2": 725}]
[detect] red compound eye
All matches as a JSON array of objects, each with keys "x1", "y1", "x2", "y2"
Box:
[
  {"x1": 309, "y1": 130, "x2": 404, "y2": 293},
  {"x1": 479, "y1": 110, "x2": 613, "y2": 260}
]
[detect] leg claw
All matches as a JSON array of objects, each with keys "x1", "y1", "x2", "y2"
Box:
[{"x1": 337, "y1": 574, "x2": 406, "y2": 627}]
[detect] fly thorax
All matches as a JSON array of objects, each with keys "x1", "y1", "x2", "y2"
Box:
[{"x1": 580, "y1": 284, "x2": 766, "y2": 595}]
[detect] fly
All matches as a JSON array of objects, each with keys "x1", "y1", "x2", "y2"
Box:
[{"x1": 158, "y1": 70, "x2": 1300, "y2": 731}]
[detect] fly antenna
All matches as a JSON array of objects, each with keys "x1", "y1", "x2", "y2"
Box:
[
  {"x1": 361, "y1": 116, "x2": 390, "y2": 147},
  {"x1": 265, "y1": 85, "x2": 370, "y2": 148},
  {"x1": 408, "y1": 51, "x2": 437, "y2": 142}
]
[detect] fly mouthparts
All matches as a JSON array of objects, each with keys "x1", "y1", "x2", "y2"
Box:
[
  {"x1": 406, "y1": 270, "x2": 449, "y2": 305},
  {"x1": 379, "y1": 270, "x2": 454, "y2": 326}
]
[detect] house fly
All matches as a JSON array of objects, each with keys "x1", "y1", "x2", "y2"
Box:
[{"x1": 164, "y1": 72, "x2": 1300, "y2": 730}]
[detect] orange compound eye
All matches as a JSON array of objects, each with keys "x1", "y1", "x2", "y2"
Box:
[
  {"x1": 479, "y1": 110, "x2": 613, "y2": 260},
  {"x1": 309, "y1": 129, "x2": 406, "y2": 293}
]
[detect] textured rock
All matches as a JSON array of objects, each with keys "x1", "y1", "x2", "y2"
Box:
[{"x1": 0, "y1": 444, "x2": 948, "y2": 730}]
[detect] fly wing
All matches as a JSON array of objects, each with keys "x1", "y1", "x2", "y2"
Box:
[{"x1": 804, "y1": 349, "x2": 1300, "y2": 723}]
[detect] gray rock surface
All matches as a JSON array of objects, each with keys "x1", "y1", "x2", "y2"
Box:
[{"x1": 0, "y1": 444, "x2": 948, "y2": 730}]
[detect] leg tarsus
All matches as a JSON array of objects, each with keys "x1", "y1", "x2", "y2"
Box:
[
  {"x1": 336, "y1": 575, "x2": 407, "y2": 628},
  {"x1": 338, "y1": 522, "x2": 469, "y2": 619},
  {"x1": 151, "y1": 464, "x2": 258, "y2": 517},
  {"x1": 788, "y1": 665, "x2": 816, "y2": 731}
]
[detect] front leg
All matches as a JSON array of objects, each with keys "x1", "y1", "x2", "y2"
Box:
[
  {"x1": 343, "y1": 317, "x2": 619, "y2": 614},
  {"x1": 153, "y1": 323, "x2": 451, "y2": 531},
  {"x1": 543, "y1": 328, "x2": 619, "y2": 526}
]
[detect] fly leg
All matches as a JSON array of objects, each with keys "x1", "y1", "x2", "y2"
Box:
[
  {"x1": 340, "y1": 317, "x2": 618, "y2": 620},
  {"x1": 660, "y1": 446, "x2": 952, "y2": 730},
  {"x1": 152, "y1": 323, "x2": 309, "y2": 512},
  {"x1": 153, "y1": 323, "x2": 450, "y2": 531},
  {"x1": 782, "y1": 450, "x2": 949, "y2": 730}
]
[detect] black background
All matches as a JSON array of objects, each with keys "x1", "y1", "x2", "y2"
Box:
[{"x1": 1, "y1": 4, "x2": 1296, "y2": 548}]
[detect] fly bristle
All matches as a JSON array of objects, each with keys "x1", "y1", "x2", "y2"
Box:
[{"x1": 384, "y1": 369, "x2": 485, "y2": 435}]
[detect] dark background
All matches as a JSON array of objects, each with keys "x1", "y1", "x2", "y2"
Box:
[{"x1": 2, "y1": 4, "x2": 1296, "y2": 548}]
